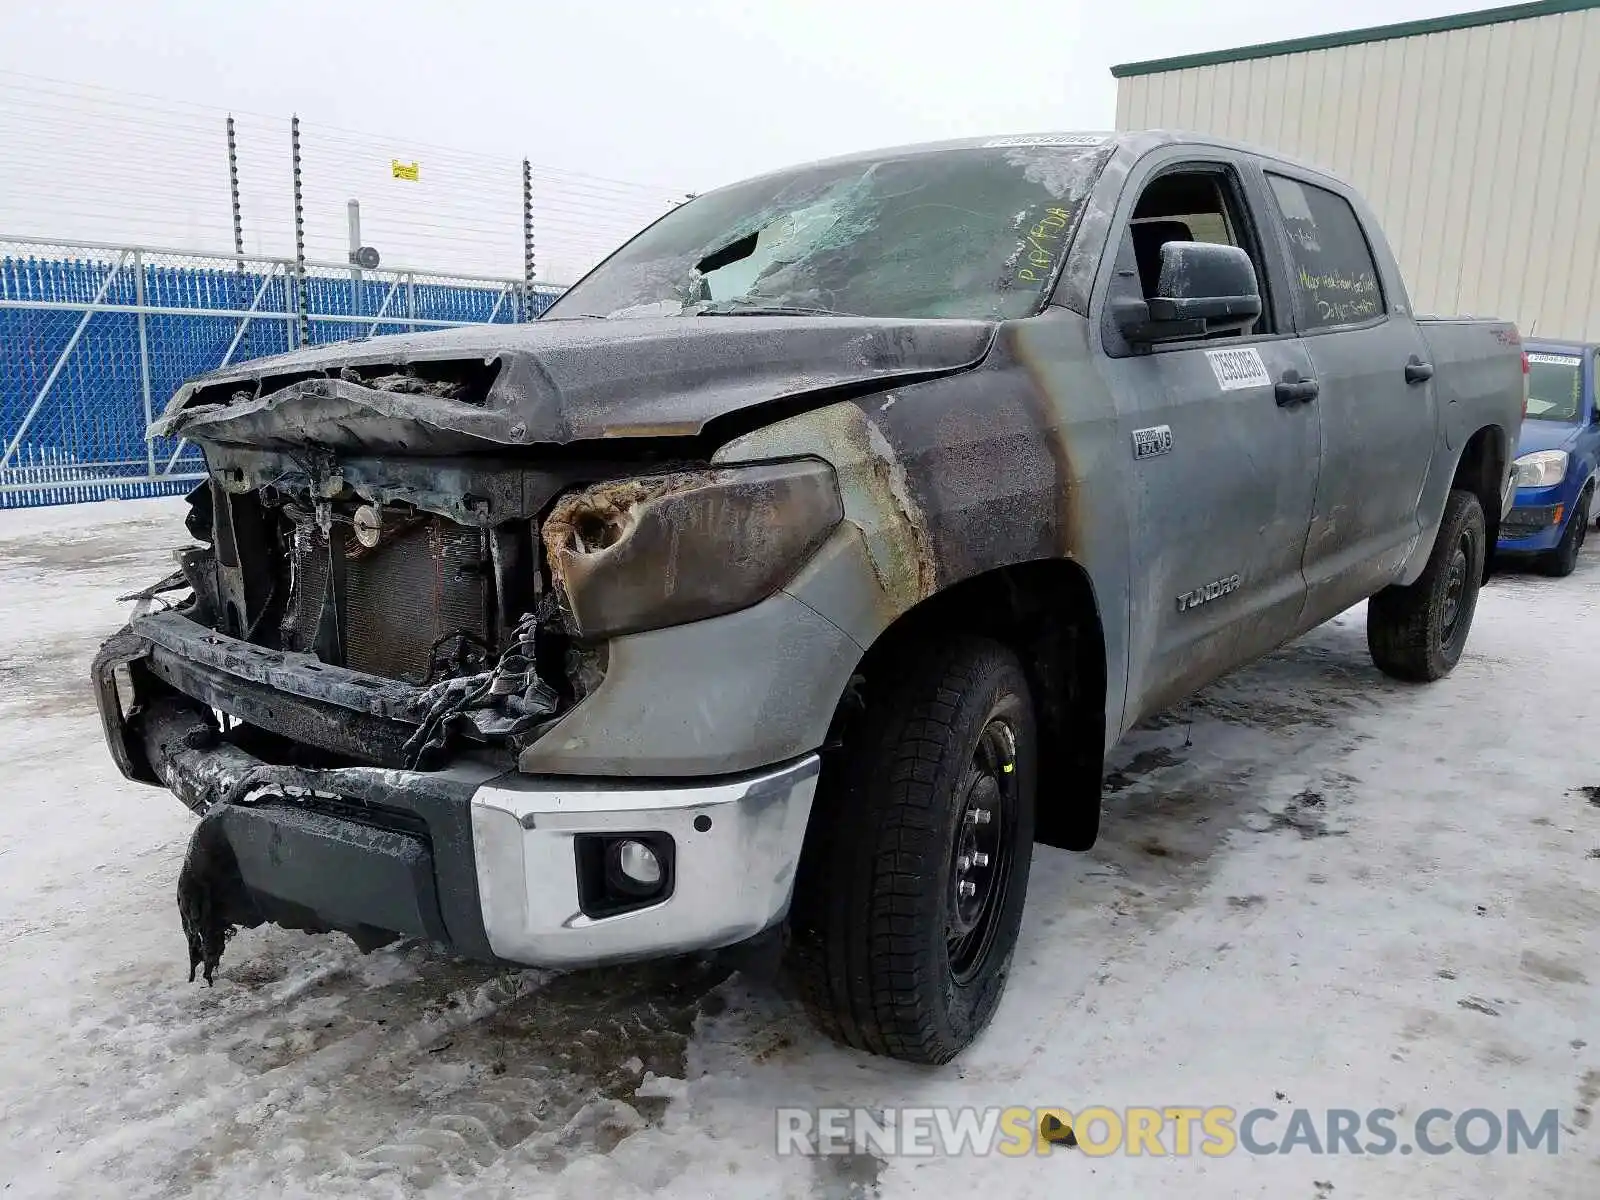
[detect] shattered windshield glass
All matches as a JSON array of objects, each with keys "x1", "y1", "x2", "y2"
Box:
[{"x1": 543, "y1": 141, "x2": 1114, "y2": 322}]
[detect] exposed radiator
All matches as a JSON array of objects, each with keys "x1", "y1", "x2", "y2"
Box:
[
  {"x1": 279, "y1": 516, "x2": 491, "y2": 682},
  {"x1": 345, "y1": 518, "x2": 491, "y2": 682}
]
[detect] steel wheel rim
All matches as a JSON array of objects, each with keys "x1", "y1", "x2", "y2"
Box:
[
  {"x1": 1441, "y1": 536, "x2": 1470, "y2": 639},
  {"x1": 947, "y1": 717, "x2": 1017, "y2": 984}
]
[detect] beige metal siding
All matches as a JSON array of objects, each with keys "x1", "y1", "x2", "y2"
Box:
[{"x1": 1115, "y1": 8, "x2": 1600, "y2": 339}]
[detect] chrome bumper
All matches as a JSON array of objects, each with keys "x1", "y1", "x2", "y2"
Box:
[
  {"x1": 470, "y1": 754, "x2": 819, "y2": 967},
  {"x1": 99, "y1": 617, "x2": 823, "y2": 971}
]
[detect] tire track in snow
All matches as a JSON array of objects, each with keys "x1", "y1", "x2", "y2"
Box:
[
  {"x1": 12, "y1": 936, "x2": 732, "y2": 1199},
  {"x1": 8, "y1": 941, "x2": 543, "y2": 1197},
  {"x1": 160, "y1": 955, "x2": 730, "y2": 1197}
]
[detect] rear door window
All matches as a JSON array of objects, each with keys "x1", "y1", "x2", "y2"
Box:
[{"x1": 1265, "y1": 174, "x2": 1384, "y2": 332}]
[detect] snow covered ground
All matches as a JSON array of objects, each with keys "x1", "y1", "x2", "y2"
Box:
[{"x1": 1, "y1": 496, "x2": 1597, "y2": 1199}]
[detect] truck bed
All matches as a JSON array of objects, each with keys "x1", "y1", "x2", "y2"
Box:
[{"x1": 1415, "y1": 315, "x2": 1526, "y2": 528}]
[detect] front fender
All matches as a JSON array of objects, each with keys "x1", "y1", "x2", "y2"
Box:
[{"x1": 712, "y1": 317, "x2": 1130, "y2": 752}]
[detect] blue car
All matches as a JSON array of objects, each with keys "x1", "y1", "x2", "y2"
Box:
[{"x1": 1496, "y1": 340, "x2": 1599, "y2": 575}]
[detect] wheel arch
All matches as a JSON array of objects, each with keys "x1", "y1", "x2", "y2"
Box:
[
  {"x1": 832, "y1": 557, "x2": 1109, "y2": 850},
  {"x1": 1447, "y1": 425, "x2": 1509, "y2": 584}
]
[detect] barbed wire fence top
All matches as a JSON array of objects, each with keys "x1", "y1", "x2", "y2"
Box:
[
  {"x1": 0, "y1": 70, "x2": 694, "y2": 508},
  {"x1": 0, "y1": 70, "x2": 690, "y2": 283}
]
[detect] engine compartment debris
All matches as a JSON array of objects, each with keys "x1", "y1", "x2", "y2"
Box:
[{"x1": 402, "y1": 603, "x2": 562, "y2": 769}]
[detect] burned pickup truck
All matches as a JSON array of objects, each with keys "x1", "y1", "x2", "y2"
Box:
[{"x1": 96, "y1": 131, "x2": 1525, "y2": 1064}]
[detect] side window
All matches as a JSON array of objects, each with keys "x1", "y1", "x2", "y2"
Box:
[
  {"x1": 1266, "y1": 174, "x2": 1384, "y2": 332},
  {"x1": 1122, "y1": 168, "x2": 1271, "y2": 338}
]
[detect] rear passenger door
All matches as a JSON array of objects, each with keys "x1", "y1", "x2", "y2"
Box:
[
  {"x1": 1092, "y1": 149, "x2": 1322, "y2": 725},
  {"x1": 1260, "y1": 169, "x2": 1437, "y2": 625}
]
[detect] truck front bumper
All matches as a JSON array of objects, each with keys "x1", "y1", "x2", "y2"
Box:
[{"x1": 93, "y1": 627, "x2": 818, "y2": 972}]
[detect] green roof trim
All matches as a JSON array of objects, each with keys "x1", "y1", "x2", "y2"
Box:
[{"x1": 1110, "y1": 0, "x2": 1600, "y2": 78}]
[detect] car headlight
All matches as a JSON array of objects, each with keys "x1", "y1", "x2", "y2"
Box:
[
  {"x1": 1512, "y1": 449, "x2": 1569, "y2": 488},
  {"x1": 541, "y1": 459, "x2": 843, "y2": 639}
]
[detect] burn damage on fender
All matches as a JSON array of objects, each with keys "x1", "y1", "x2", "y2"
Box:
[{"x1": 541, "y1": 462, "x2": 843, "y2": 639}]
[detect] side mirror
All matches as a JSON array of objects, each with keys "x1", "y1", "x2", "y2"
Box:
[{"x1": 1114, "y1": 241, "x2": 1263, "y2": 345}]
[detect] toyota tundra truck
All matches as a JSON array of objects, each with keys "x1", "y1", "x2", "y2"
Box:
[{"x1": 94, "y1": 131, "x2": 1525, "y2": 1064}]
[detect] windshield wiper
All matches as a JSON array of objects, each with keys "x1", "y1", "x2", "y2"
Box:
[{"x1": 696, "y1": 299, "x2": 856, "y2": 317}]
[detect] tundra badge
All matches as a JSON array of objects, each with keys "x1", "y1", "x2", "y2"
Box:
[
  {"x1": 1177, "y1": 574, "x2": 1241, "y2": 612},
  {"x1": 1132, "y1": 425, "x2": 1174, "y2": 459}
]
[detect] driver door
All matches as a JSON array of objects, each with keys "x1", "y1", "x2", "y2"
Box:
[{"x1": 1092, "y1": 151, "x2": 1322, "y2": 724}]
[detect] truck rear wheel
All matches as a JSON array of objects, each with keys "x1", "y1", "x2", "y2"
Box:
[
  {"x1": 1367, "y1": 488, "x2": 1485, "y2": 682},
  {"x1": 1538, "y1": 486, "x2": 1590, "y2": 577},
  {"x1": 787, "y1": 636, "x2": 1036, "y2": 1064}
]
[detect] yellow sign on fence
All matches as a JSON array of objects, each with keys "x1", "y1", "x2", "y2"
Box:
[{"x1": 391, "y1": 160, "x2": 420, "y2": 182}]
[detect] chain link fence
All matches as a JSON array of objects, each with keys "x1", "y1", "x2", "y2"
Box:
[{"x1": 0, "y1": 236, "x2": 563, "y2": 508}]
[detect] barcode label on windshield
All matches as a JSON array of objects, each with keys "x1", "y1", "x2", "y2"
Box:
[{"x1": 983, "y1": 134, "x2": 1108, "y2": 148}]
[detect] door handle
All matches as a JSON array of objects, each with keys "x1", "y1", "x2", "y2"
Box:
[
  {"x1": 1275, "y1": 377, "x2": 1320, "y2": 406},
  {"x1": 1405, "y1": 358, "x2": 1435, "y2": 384}
]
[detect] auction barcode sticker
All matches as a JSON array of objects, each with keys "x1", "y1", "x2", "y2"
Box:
[
  {"x1": 1205, "y1": 347, "x2": 1271, "y2": 391},
  {"x1": 983, "y1": 133, "x2": 1108, "y2": 148}
]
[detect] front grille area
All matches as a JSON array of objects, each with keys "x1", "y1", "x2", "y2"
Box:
[
  {"x1": 345, "y1": 519, "x2": 490, "y2": 681},
  {"x1": 278, "y1": 514, "x2": 492, "y2": 682},
  {"x1": 1502, "y1": 504, "x2": 1559, "y2": 536}
]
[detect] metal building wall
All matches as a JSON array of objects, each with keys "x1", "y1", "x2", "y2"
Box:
[{"x1": 1114, "y1": 5, "x2": 1600, "y2": 340}]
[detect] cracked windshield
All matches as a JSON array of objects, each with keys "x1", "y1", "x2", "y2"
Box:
[{"x1": 544, "y1": 141, "x2": 1113, "y2": 322}]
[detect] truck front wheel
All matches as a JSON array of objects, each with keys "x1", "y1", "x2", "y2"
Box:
[
  {"x1": 1367, "y1": 488, "x2": 1486, "y2": 682},
  {"x1": 787, "y1": 636, "x2": 1036, "y2": 1063}
]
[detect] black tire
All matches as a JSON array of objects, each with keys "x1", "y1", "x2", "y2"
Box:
[
  {"x1": 1368, "y1": 488, "x2": 1486, "y2": 682},
  {"x1": 787, "y1": 636, "x2": 1036, "y2": 1064},
  {"x1": 1538, "y1": 487, "x2": 1590, "y2": 577}
]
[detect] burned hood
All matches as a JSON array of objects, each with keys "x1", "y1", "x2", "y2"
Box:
[{"x1": 153, "y1": 315, "x2": 996, "y2": 453}]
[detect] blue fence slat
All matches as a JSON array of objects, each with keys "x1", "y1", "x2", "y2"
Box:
[{"x1": 1, "y1": 251, "x2": 561, "y2": 509}]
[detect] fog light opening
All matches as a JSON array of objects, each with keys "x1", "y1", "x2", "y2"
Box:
[
  {"x1": 610, "y1": 838, "x2": 663, "y2": 894},
  {"x1": 576, "y1": 831, "x2": 676, "y2": 917}
]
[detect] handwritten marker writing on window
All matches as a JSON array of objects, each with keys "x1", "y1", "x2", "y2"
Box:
[
  {"x1": 1018, "y1": 207, "x2": 1072, "y2": 283},
  {"x1": 392, "y1": 160, "x2": 420, "y2": 182}
]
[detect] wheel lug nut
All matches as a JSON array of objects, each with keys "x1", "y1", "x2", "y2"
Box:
[
  {"x1": 970, "y1": 808, "x2": 992, "y2": 826},
  {"x1": 972, "y1": 852, "x2": 990, "y2": 868},
  {"x1": 958, "y1": 880, "x2": 977, "y2": 899},
  {"x1": 957, "y1": 854, "x2": 972, "y2": 871}
]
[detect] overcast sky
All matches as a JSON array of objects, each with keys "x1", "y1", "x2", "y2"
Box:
[{"x1": 1, "y1": 0, "x2": 1489, "y2": 281}]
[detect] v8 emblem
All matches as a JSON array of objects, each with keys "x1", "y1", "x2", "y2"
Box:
[{"x1": 1132, "y1": 425, "x2": 1173, "y2": 460}]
